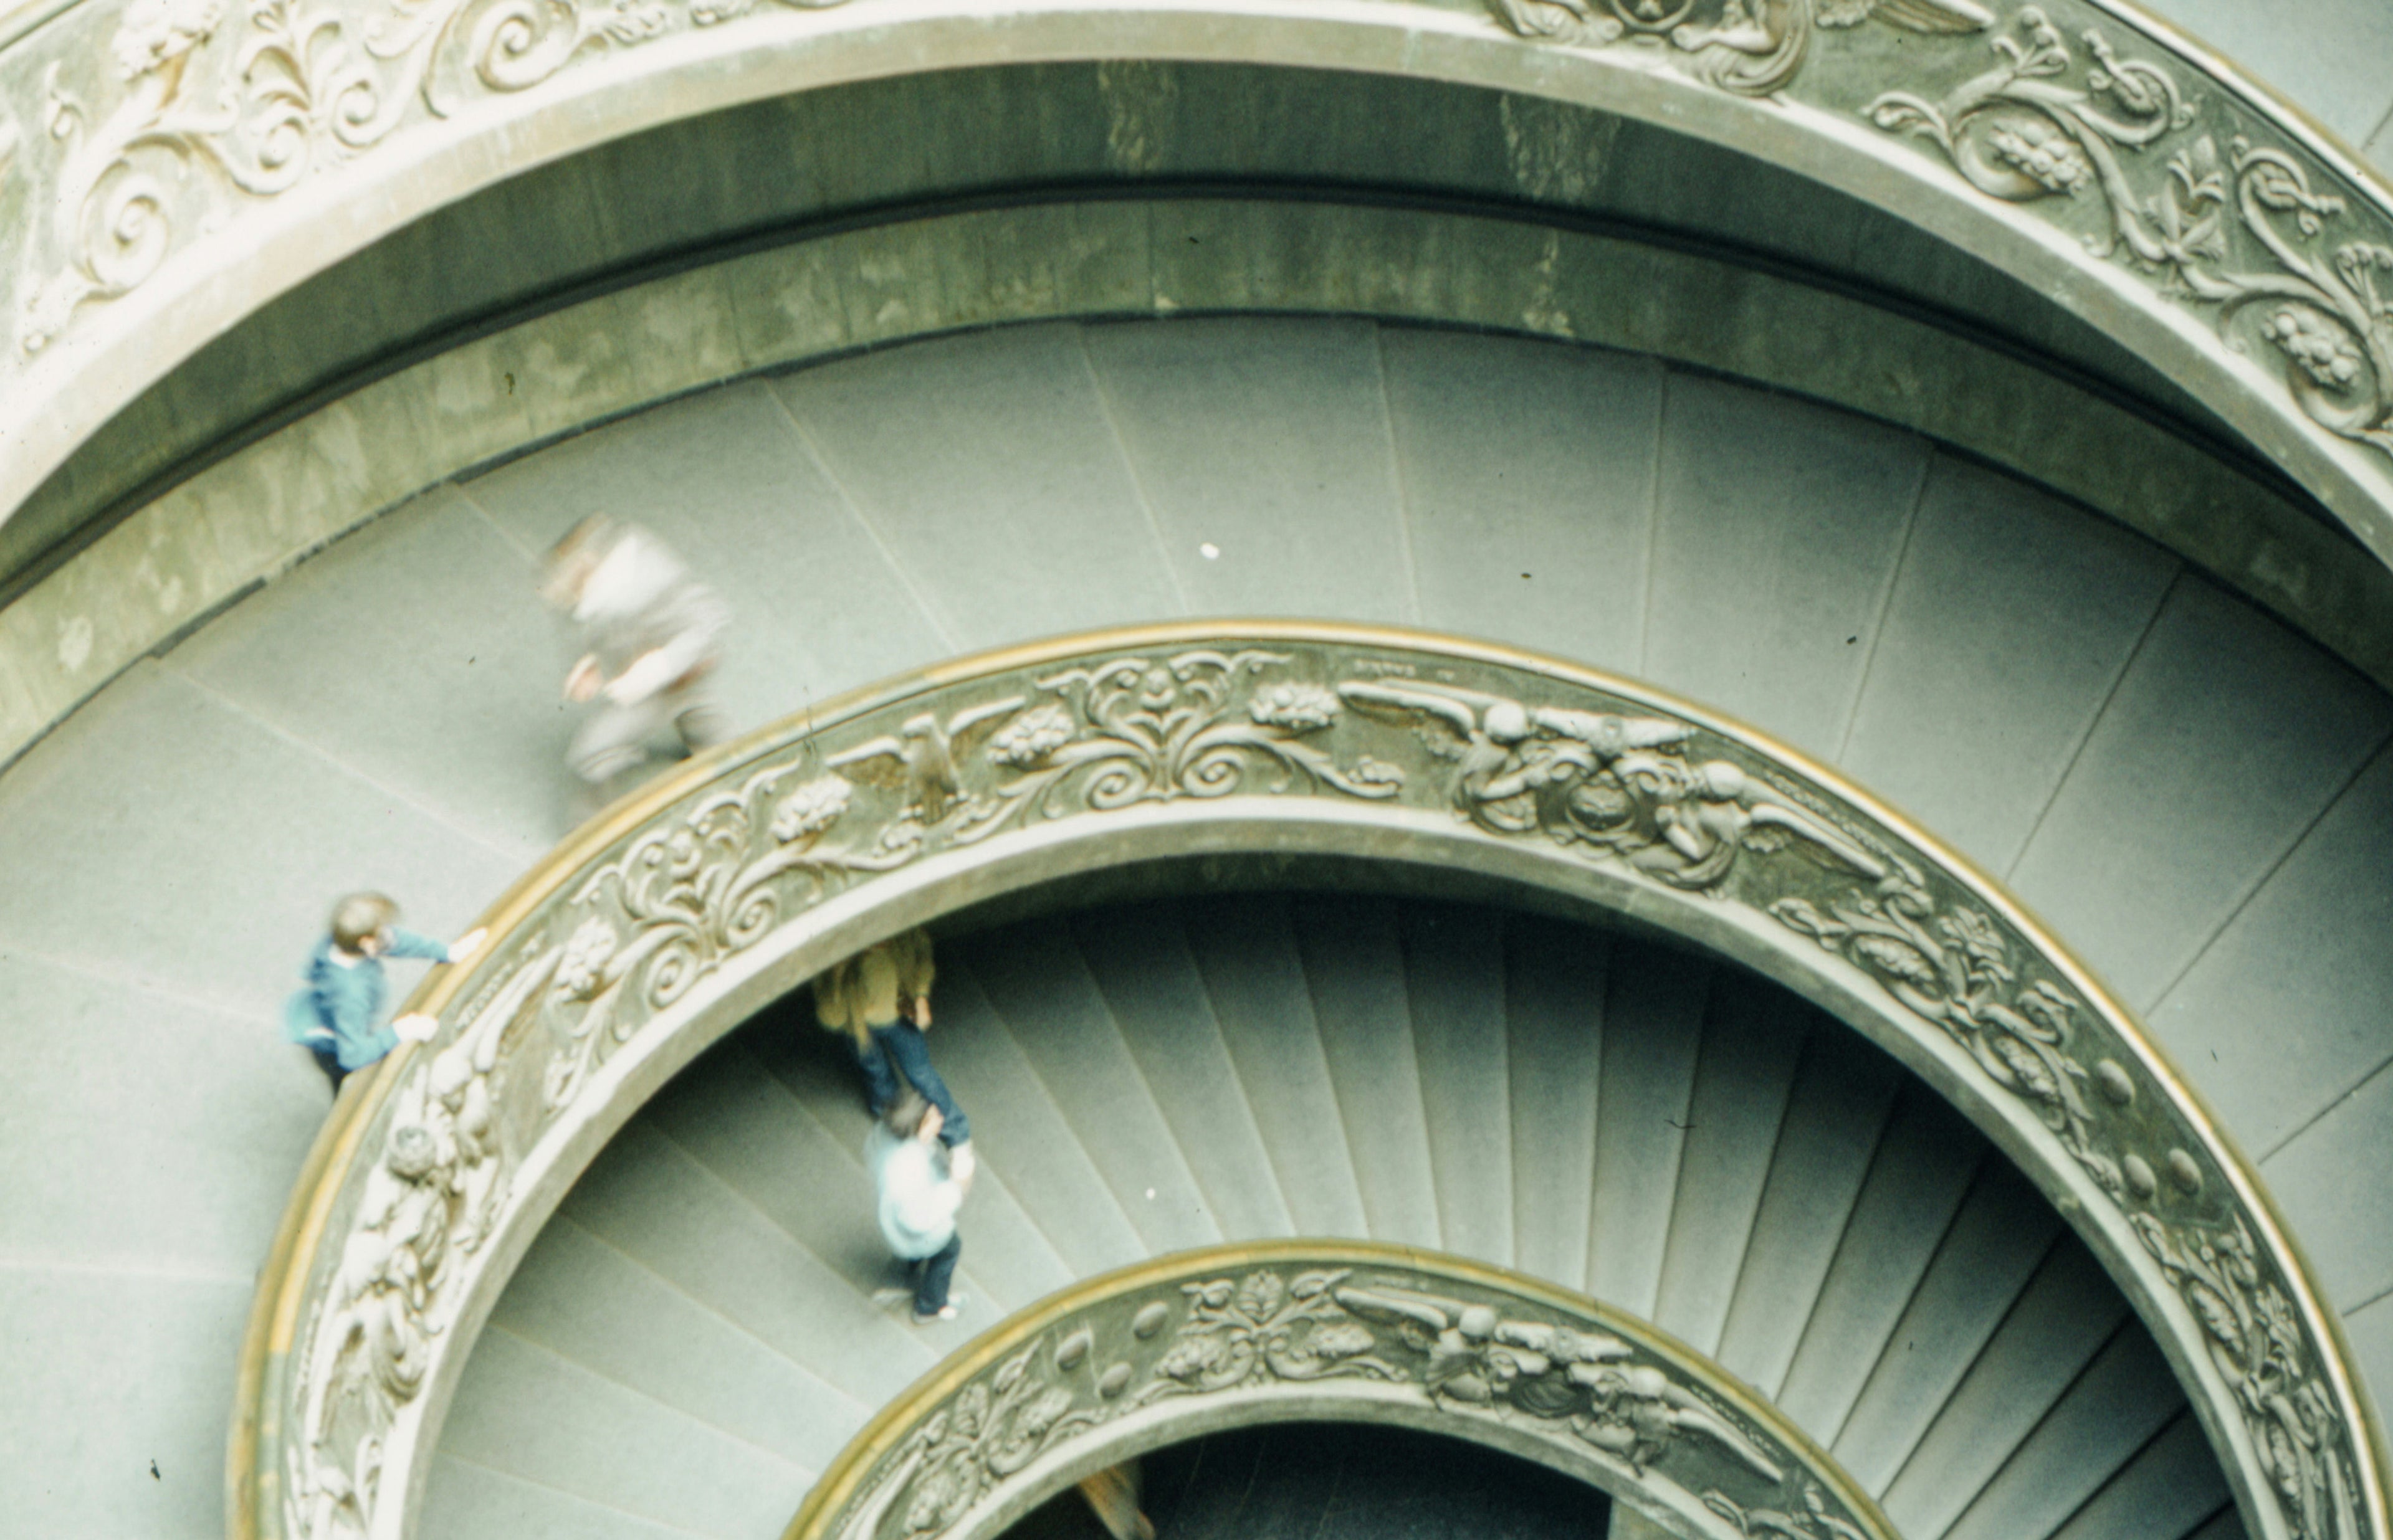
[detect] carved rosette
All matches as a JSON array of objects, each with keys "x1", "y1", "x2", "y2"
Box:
[
  {"x1": 795, "y1": 1246, "x2": 1887, "y2": 1540},
  {"x1": 242, "y1": 628, "x2": 2382, "y2": 1540}
]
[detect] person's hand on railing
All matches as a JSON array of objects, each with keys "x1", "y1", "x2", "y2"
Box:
[
  {"x1": 447, "y1": 928, "x2": 487, "y2": 964},
  {"x1": 393, "y1": 1013, "x2": 440, "y2": 1043}
]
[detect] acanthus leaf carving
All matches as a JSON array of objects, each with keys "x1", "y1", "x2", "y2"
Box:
[
  {"x1": 12, "y1": 0, "x2": 849, "y2": 357},
  {"x1": 2134, "y1": 1214, "x2": 2359, "y2": 1540},
  {"x1": 1863, "y1": 8, "x2": 2393, "y2": 460}
]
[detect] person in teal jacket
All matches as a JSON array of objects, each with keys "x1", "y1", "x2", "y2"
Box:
[{"x1": 284, "y1": 892, "x2": 484, "y2": 1096}]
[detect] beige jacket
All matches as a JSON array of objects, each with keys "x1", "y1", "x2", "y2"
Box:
[{"x1": 814, "y1": 929, "x2": 936, "y2": 1045}]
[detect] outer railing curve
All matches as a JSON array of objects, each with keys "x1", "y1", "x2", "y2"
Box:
[
  {"x1": 779, "y1": 1240, "x2": 1898, "y2": 1540},
  {"x1": 2, "y1": 0, "x2": 2393, "y2": 567},
  {"x1": 226, "y1": 622, "x2": 2389, "y2": 1540}
]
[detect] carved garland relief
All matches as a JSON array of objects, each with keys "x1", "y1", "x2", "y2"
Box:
[
  {"x1": 0, "y1": 0, "x2": 2389, "y2": 481},
  {"x1": 244, "y1": 632, "x2": 2376, "y2": 1540},
  {"x1": 797, "y1": 1252, "x2": 1883, "y2": 1540}
]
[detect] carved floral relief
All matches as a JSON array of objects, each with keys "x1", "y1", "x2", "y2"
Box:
[
  {"x1": 813, "y1": 1258, "x2": 1866, "y2": 1540},
  {"x1": 1, "y1": 0, "x2": 2390, "y2": 491},
  {"x1": 256, "y1": 635, "x2": 2375, "y2": 1540}
]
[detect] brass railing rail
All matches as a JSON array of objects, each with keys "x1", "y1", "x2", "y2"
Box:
[
  {"x1": 227, "y1": 622, "x2": 2388, "y2": 1540},
  {"x1": 780, "y1": 1241, "x2": 1898, "y2": 1540}
]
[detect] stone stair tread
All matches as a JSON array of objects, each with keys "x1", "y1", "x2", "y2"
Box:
[
  {"x1": 2179, "y1": 1505, "x2": 2252, "y2": 1540},
  {"x1": 163, "y1": 486, "x2": 558, "y2": 859},
  {"x1": 1942, "y1": 1328, "x2": 2192, "y2": 1540},
  {"x1": 439, "y1": 1324, "x2": 811, "y2": 1538},
  {"x1": 769, "y1": 325, "x2": 1182, "y2": 649},
  {"x1": 1079, "y1": 316, "x2": 1410, "y2": 624},
  {"x1": 1878, "y1": 1237, "x2": 2132, "y2": 1529},
  {"x1": 2007, "y1": 577, "x2": 2393, "y2": 1012},
  {"x1": 487, "y1": 1210, "x2": 866, "y2": 1473},
  {"x1": 1836, "y1": 455, "x2": 2177, "y2": 875},
  {"x1": 1178, "y1": 895, "x2": 1372, "y2": 1237},
  {"x1": 1398, "y1": 901, "x2": 1518, "y2": 1268},
  {"x1": 1071, "y1": 906, "x2": 1297, "y2": 1240},
  {"x1": 1501, "y1": 918, "x2": 1611, "y2": 1293},
  {"x1": 556, "y1": 1119, "x2": 945, "y2": 1405},
  {"x1": 1290, "y1": 893, "x2": 1444, "y2": 1250},
  {"x1": 1378, "y1": 326, "x2": 1658, "y2": 673},
  {"x1": 1714, "y1": 1024, "x2": 1904, "y2": 1398},
  {"x1": 421, "y1": 1453, "x2": 732, "y2": 1540},
  {"x1": 1641, "y1": 374, "x2": 1929, "y2": 763},
  {"x1": 957, "y1": 923, "x2": 1222, "y2": 1253},
  {"x1": 1832, "y1": 1159, "x2": 2062, "y2": 1482},
  {"x1": 1651, "y1": 974, "x2": 1810, "y2": 1356},
  {"x1": 463, "y1": 378, "x2": 952, "y2": 728},
  {"x1": 2043, "y1": 1414, "x2": 2232, "y2": 1540},
  {"x1": 1773, "y1": 1086, "x2": 1986, "y2": 1437},
  {"x1": 1585, "y1": 951, "x2": 1713, "y2": 1316}
]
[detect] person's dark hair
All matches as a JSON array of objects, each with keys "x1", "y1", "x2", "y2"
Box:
[
  {"x1": 330, "y1": 892, "x2": 399, "y2": 952},
  {"x1": 882, "y1": 1088, "x2": 932, "y2": 1140}
]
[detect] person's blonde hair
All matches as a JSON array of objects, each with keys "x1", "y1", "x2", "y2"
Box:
[
  {"x1": 330, "y1": 892, "x2": 399, "y2": 952},
  {"x1": 541, "y1": 514, "x2": 619, "y2": 606}
]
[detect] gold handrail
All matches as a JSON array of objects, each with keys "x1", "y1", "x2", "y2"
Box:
[
  {"x1": 227, "y1": 622, "x2": 2387, "y2": 1540},
  {"x1": 779, "y1": 1241, "x2": 1898, "y2": 1540}
]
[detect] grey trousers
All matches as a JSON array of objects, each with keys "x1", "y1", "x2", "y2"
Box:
[{"x1": 567, "y1": 680, "x2": 730, "y2": 784}]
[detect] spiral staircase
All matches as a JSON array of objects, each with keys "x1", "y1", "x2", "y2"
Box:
[
  {"x1": 5, "y1": 0, "x2": 2393, "y2": 1531},
  {"x1": 4, "y1": 309, "x2": 2390, "y2": 1539}
]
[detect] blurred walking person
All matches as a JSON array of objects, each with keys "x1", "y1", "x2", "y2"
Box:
[{"x1": 542, "y1": 515, "x2": 732, "y2": 819}]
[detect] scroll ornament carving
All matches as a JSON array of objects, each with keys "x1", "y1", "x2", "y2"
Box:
[
  {"x1": 1864, "y1": 9, "x2": 2393, "y2": 462},
  {"x1": 257, "y1": 635, "x2": 2374, "y2": 1540},
  {"x1": 11, "y1": 0, "x2": 850, "y2": 357},
  {"x1": 815, "y1": 1262, "x2": 1862, "y2": 1540},
  {"x1": 1470, "y1": 0, "x2": 2393, "y2": 472}
]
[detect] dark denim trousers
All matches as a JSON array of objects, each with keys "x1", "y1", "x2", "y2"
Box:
[
  {"x1": 310, "y1": 1043, "x2": 348, "y2": 1097},
  {"x1": 851, "y1": 1021, "x2": 972, "y2": 1144},
  {"x1": 909, "y1": 1230, "x2": 962, "y2": 1318}
]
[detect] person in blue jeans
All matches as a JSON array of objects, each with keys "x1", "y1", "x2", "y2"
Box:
[
  {"x1": 814, "y1": 928, "x2": 973, "y2": 1157},
  {"x1": 284, "y1": 893, "x2": 485, "y2": 1096}
]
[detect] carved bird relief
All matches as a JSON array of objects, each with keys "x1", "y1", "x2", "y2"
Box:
[
  {"x1": 1339, "y1": 678, "x2": 1889, "y2": 889},
  {"x1": 826, "y1": 696, "x2": 1025, "y2": 826},
  {"x1": 1485, "y1": 0, "x2": 1990, "y2": 97},
  {"x1": 1339, "y1": 678, "x2": 1688, "y2": 827}
]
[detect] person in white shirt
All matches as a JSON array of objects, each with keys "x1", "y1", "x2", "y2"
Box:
[
  {"x1": 867, "y1": 1089, "x2": 976, "y2": 1323},
  {"x1": 542, "y1": 515, "x2": 732, "y2": 812}
]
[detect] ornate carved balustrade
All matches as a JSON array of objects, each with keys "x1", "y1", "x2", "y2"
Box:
[
  {"x1": 2, "y1": 0, "x2": 2392, "y2": 566},
  {"x1": 781, "y1": 1242, "x2": 1894, "y2": 1540},
  {"x1": 227, "y1": 624, "x2": 2388, "y2": 1540}
]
